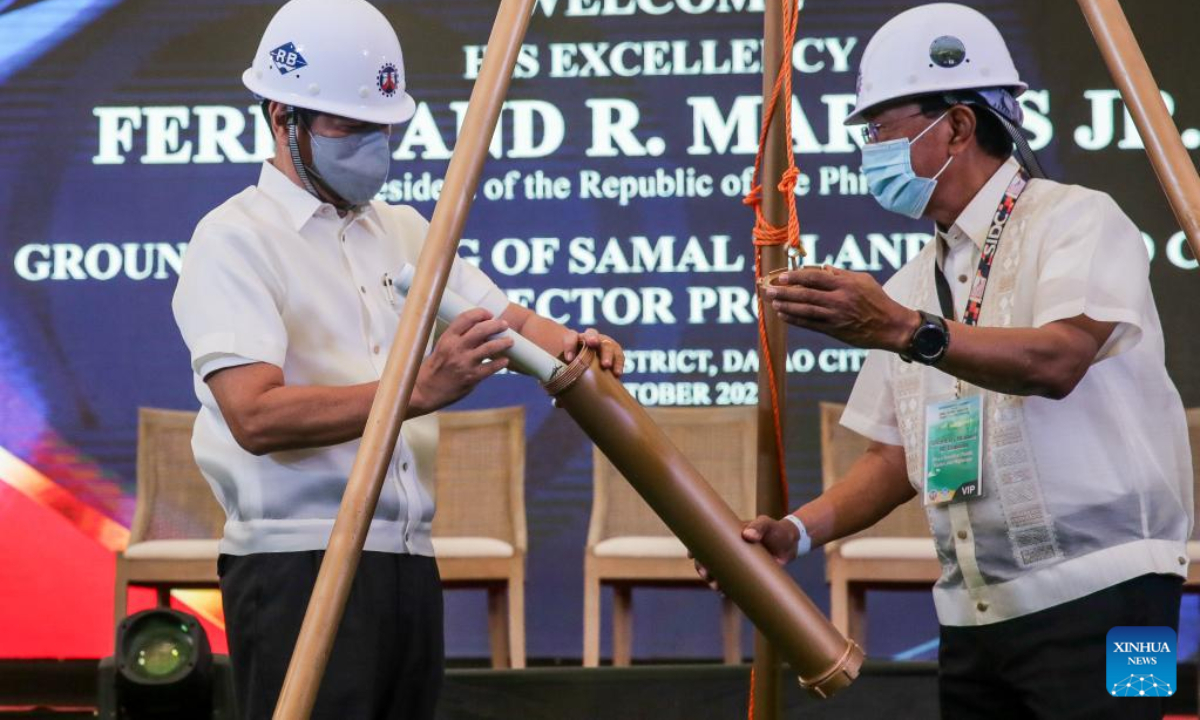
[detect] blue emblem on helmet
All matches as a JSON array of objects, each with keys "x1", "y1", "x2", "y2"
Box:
[{"x1": 269, "y1": 42, "x2": 308, "y2": 75}]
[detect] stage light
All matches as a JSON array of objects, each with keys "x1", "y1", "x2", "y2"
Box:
[{"x1": 97, "y1": 607, "x2": 236, "y2": 720}]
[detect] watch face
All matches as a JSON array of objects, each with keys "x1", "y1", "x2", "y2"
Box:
[{"x1": 913, "y1": 324, "x2": 946, "y2": 358}]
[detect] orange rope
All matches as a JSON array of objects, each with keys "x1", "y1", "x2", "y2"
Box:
[
  {"x1": 743, "y1": 0, "x2": 800, "y2": 523},
  {"x1": 744, "y1": 0, "x2": 802, "y2": 716}
]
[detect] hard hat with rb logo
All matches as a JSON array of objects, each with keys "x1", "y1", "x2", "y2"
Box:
[
  {"x1": 847, "y1": 2, "x2": 1026, "y2": 125},
  {"x1": 242, "y1": 0, "x2": 416, "y2": 125}
]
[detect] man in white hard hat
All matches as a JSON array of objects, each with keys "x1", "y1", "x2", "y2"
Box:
[
  {"x1": 172, "y1": 0, "x2": 623, "y2": 717},
  {"x1": 697, "y1": 4, "x2": 1191, "y2": 718}
]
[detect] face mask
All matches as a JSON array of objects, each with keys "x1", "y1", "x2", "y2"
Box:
[
  {"x1": 860, "y1": 112, "x2": 954, "y2": 220},
  {"x1": 307, "y1": 126, "x2": 392, "y2": 207}
]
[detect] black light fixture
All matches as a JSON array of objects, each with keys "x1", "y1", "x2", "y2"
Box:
[{"x1": 98, "y1": 607, "x2": 236, "y2": 720}]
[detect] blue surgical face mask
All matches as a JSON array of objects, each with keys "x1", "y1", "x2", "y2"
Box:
[
  {"x1": 860, "y1": 112, "x2": 954, "y2": 220},
  {"x1": 307, "y1": 127, "x2": 392, "y2": 207}
]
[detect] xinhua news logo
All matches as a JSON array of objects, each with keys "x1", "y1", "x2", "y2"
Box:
[{"x1": 1107, "y1": 626, "x2": 1177, "y2": 697}]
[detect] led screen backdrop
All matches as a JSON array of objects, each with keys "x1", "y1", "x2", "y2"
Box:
[{"x1": 2, "y1": 0, "x2": 1199, "y2": 660}]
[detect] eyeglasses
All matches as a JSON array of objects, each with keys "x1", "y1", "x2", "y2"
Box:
[{"x1": 860, "y1": 110, "x2": 929, "y2": 145}]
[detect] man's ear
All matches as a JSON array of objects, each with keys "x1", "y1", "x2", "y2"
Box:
[
  {"x1": 268, "y1": 101, "x2": 290, "y2": 141},
  {"x1": 947, "y1": 104, "x2": 977, "y2": 154}
]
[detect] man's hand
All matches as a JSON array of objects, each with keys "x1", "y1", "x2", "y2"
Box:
[
  {"x1": 562, "y1": 327, "x2": 625, "y2": 377},
  {"x1": 764, "y1": 267, "x2": 918, "y2": 351},
  {"x1": 414, "y1": 308, "x2": 514, "y2": 411},
  {"x1": 691, "y1": 515, "x2": 800, "y2": 593}
]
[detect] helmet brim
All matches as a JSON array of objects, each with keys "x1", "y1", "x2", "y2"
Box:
[
  {"x1": 846, "y1": 80, "x2": 1028, "y2": 126},
  {"x1": 243, "y1": 69, "x2": 417, "y2": 125}
]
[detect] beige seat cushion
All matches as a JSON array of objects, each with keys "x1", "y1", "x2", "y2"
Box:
[
  {"x1": 122, "y1": 539, "x2": 221, "y2": 560},
  {"x1": 432, "y1": 537, "x2": 515, "y2": 558},
  {"x1": 593, "y1": 536, "x2": 688, "y2": 558},
  {"x1": 1186, "y1": 540, "x2": 1200, "y2": 561},
  {"x1": 836, "y1": 537, "x2": 938, "y2": 560}
]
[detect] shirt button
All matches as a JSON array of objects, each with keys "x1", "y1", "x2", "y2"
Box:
[
  {"x1": 957, "y1": 274, "x2": 968, "y2": 283},
  {"x1": 956, "y1": 530, "x2": 968, "y2": 540},
  {"x1": 976, "y1": 601, "x2": 988, "y2": 612},
  {"x1": 373, "y1": 345, "x2": 381, "y2": 354},
  {"x1": 360, "y1": 286, "x2": 366, "y2": 294},
  {"x1": 402, "y1": 462, "x2": 409, "y2": 472},
  {"x1": 1179, "y1": 556, "x2": 1188, "y2": 565}
]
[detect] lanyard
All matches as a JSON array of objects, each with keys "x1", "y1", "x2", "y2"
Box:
[{"x1": 935, "y1": 170, "x2": 1030, "y2": 325}]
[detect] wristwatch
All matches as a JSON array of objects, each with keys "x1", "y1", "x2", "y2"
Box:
[{"x1": 900, "y1": 310, "x2": 950, "y2": 365}]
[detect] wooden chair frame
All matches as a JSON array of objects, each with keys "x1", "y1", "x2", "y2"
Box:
[
  {"x1": 114, "y1": 408, "x2": 223, "y2": 627},
  {"x1": 820, "y1": 402, "x2": 940, "y2": 647},
  {"x1": 433, "y1": 406, "x2": 528, "y2": 669}
]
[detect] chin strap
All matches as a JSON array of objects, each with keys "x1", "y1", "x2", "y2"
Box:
[
  {"x1": 993, "y1": 109, "x2": 1048, "y2": 180},
  {"x1": 942, "y1": 91, "x2": 1048, "y2": 180},
  {"x1": 285, "y1": 106, "x2": 321, "y2": 198},
  {"x1": 286, "y1": 107, "x2": 356, "y2": 212}
]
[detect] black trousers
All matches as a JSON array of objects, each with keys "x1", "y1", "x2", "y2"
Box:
[
  {"x1": 938, "y1": 573, "x2": 1182, "y2": 720},
  {"x1": 218, "y1": 551, "x2": 444, "y2": 720}
]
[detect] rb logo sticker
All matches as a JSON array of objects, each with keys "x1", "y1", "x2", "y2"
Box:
[{"x1": 1107, "y1": 626, "x2": 1176, "y2": 697}]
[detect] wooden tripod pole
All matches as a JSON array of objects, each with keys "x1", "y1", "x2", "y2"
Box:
[
  {"x1": 1078, "y1": 0, "x2": 1200, "y2": 258},
  {"x1": 270, "y1": 1, "x2": 535, "y2": 717},
  {"x1": 752, "y1": 0, "x2": 789, "y2": 717}
]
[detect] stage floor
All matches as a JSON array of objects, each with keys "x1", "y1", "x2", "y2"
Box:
[{"x1": 1, "y1": 659, "x2": 1195, "y2": 719}]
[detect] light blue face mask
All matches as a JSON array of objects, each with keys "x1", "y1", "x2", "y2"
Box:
[
  {"x1": 860, "y1": 112, "x2": 954, "y2": 220},
  {"x1": 307, "y1": 126, "x2": 392, "y2": 207}
]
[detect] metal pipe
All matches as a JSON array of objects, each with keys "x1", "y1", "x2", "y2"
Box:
[
  {"x1": 544, "y1": 347, "x2": 864, "y2": 698},
  {"x1": 1078, "y1": 0, "x2": 1200, "y2": 257},
  {"x1": 271, "y1": 1, "x2": 536, "y2": 716}
]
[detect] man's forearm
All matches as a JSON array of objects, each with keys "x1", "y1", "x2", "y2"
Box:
[
  {"x1": 510, "y1": 310, "x2": 572, "y2": 357},
  {"x1": 793, "y1": 442, "x2": 915, "y2": 548},
  {"x1": 224, "y1": 381, "x2": 377, "y2": 454},
  {"x1": 766, "y1": 268, "x2": 1111, "y2": 401},
  {"x1": 892, "y1": 311, "x2": 1111, "y2": 400},
  {"x1": 941, "y1": 322, "x2": 1097, "y2": 399},
  {"x1": 212, "y1": 369, "x2": 449, "y2": 456}
]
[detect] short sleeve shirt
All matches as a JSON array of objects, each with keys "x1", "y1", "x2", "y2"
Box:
[
  {"x1": 841, "y1": 158, "x2": 1193, "y2": 625},
  {"x1": 172, "y1": 161, "x2": 509, "y2": 556}
]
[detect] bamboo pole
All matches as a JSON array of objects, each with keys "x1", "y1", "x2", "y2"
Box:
[
  {"x1": 270, "y1": 1, "x2": 536, "y2": 717},
  {"x1": 1078, "y1": 0, "x2": 1200, "y2": 257},
  {"x1": 753, "y1": 0, "x2": 790, "y2": 716}
]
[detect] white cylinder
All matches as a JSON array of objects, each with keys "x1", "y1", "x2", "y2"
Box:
[{"x1": 391, "y1": 263, "x2": 564, "y2": 382}]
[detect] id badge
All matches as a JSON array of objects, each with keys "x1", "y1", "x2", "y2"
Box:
[{"x1": 923, "y1": 395, "x2": 983, "y2": 505}]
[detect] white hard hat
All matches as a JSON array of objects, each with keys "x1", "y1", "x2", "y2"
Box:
[
  {"x1": 847, "y1": 3, "x2": 1026, "y2": 125},
  {"x1": 242, "y1": 0, "x2": 416, "y2": 125}
]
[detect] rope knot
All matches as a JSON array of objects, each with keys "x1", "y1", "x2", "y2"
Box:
[
  {"x1": 777, "y1": 166, "x2": 800, "y2": 196},
  {"x1": 742, "y1": 184, "x2": 763, "y2": 208}
]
